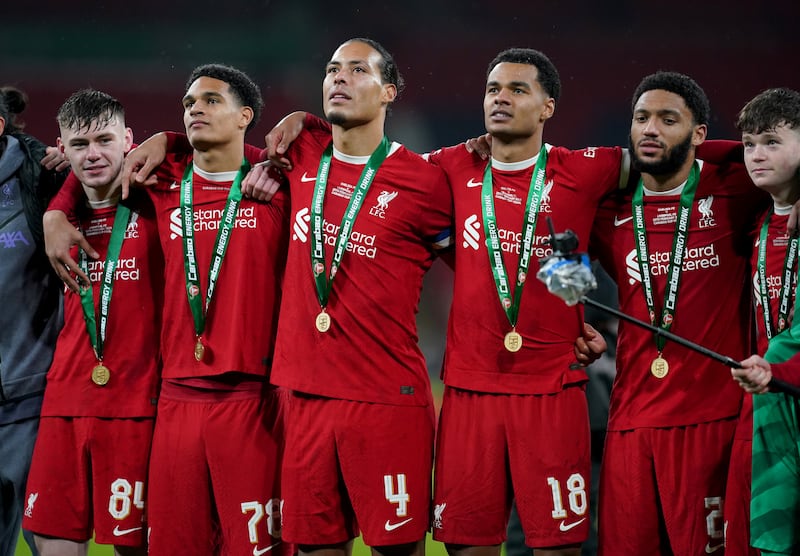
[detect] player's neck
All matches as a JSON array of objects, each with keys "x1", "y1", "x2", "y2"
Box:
[
  {"x1": 82, "y1": 180, "x2": 120, "y2": 204},
  {"x1": 491, "y1": 134, "x2": 544, "y2": 164},
  {"x1": 768, "y1": 183, "x2": 800, "y2": 208},
  {"x1": 641, "y1": 155, "x2": 697, "y2": 192},
  {"x1": 332, "y1": 119, "x2": 386, "y2": 156},
  {"x1": 192, "y1": 143, "x2": 245, "y2": 173}
]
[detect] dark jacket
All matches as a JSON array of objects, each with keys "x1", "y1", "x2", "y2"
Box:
[{"x1": 0, "y1": 133, "x2": 66, "y2": 407}]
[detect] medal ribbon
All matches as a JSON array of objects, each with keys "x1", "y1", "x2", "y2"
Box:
[
  {"x1": 79, "y1": 202, "x2": 132, "y2": 361},
  {"x1": 481, "y1": 144, "x2": 548, "y2": 330},
  {"x1": 631, "y1": 161, "x2": 700, "y2": 352},
  {"x1": 757, "y1": 208, "x2": 799, "y2": 339},
  {"x1": 310, "y1": 137, "x2": 390, "y2": 309},
  {"x1": 181, "y1": 159, "x2": 249, "y2": 338}
]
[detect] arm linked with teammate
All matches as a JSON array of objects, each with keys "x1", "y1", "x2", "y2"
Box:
[
  {"x1": 120, "y1": 132, "x2": 169, "y2": 198},
  {"x1": 262, "y1": 111, "x2": 308, "y2": 170},
  {"x1": 574, "y1": 322, "x2": 607, "y2": 366},
  {"x1": 44, "y1": 172, "x2": 97, "y2": 292}
]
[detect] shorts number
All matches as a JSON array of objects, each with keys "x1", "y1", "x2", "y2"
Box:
[
  {"x1": 384, "y1": 474, "x2": 409, "y2": 517},
  {"x1": 547, "y1": 474, "x2": 587, "y2": 518},
  {"x1": 241, "y1": 498, "x2": 283, "y2": 544},
  {"x1": 704, "y1": 496, "x2": 723, "y2": 540},
  {"x1": 108, "y1": 478, "x2": 145, "y2": 519}
]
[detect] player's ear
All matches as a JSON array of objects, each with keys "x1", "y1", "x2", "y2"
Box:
[
  {"x1": 541, "y1": 97, "x2": 555, "y2": 122},
  {"x1": 692, "y1": 123, "x2": 708, "y2": 146},
  {"x1": 381, "y1": 83, "x2": 397, "y2": 106},
  {"x1": 240, "y1": 106, "x2": 254, "y2": 131},
  {"x1": 123, "y1": 127, "x2": 134, "y2": 154}
]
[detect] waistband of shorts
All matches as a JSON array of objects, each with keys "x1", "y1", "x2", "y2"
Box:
[{"x1": 160, "y1": 375, "x2": 270, "y2": 402}]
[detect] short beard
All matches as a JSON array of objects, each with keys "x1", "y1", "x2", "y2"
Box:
[
  {"x1": 629, "y1": 131, "x2": 693, "y2": 176},
  {"x1": 326, "y1": 111, "x2": 347, "y2": 126}
]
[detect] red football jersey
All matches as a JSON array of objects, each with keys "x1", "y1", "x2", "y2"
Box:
[
  {"x1": 149, "y1": 152, "x2": 290, "y2": 380},
  {"x1": 755, "y1": 208, "x2": 800, "y2": 384},
  {"x1": 741, "y1": 206, "x2": 795, "y2": 438},
  {"x1": 591, "y1": 159, "x2": 765, "y2": 430},
  {"x1": 270, "y1": 121, "x2": 453, "y2": 406},
  {"x1": 42, "y1": 194, "x2": 162, "y2": 417},
  {"x1": 428, "y1": 143, "x2": 627, "y2": 394},
  {"x1": 752, "y1": 208, "x2": 796, "y2": 355}
]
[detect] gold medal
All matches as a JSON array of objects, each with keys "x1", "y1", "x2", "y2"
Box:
[
  {"x1": 91, "y1": 364, "x2": 110, "y2": 386},
  {"x1": 194, "y1": 338, "x2": 205, "y2": 362},
  {"x1": 504, "y1": 331, "x2": 522, "y2": 352},
  {"x1": 651, "y1": 355, "x2": 669, "y2": 379},
  {"x1": 316, "y1": 311, "x2": 331, "y2": 333}
]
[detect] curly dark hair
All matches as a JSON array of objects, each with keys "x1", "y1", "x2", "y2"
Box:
[
  {"x1": 0, "y1": 86, "x2": 28, "y2": 135},
  {"x1": 632, "y1": 71, "x2": 710, "y2": 125},
  {"x1": 57, "y1": 89, "x2": 125, "y2": 133},
  {"x1": 186, "y1": 64, "x2": 263, "y2": 132},
  {"x1": 486, "y1": 48, "x2": 561, "y2": 101},
  {"x1": 736, "y1": 88, "x2": 800, "y2": 135}
]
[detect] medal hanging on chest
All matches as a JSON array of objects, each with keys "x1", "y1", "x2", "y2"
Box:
[
  {"x1": 309, "y1": 138, "x2": 390, "y2": 333},
  {"x1": 78, "y1": 203, "x2": 132, "y2": 386},
  {"x1": 630, "y1": 162, "x2": 699, "y2": 378},
  {"x1": 180, "y1": 159, "x2": 249, "y2": 360},
  {"x1": 482, "y1": 145, "x2": 548, "y2": 352}
]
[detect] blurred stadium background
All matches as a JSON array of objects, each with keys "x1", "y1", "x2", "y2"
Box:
[{"x1": 4, "y1": 1, "x2": 799, "y2": 554}]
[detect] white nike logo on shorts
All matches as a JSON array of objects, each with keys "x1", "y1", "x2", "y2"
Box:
[
  {"x1": 705, "y1": 542, "x2": 724, "y2": 553},
  {"x1": 384, "y1": 517, "x2": 414, "y2": 531},
  {"x1": 253, "y1": 541, "x2": 282, "y2": 555},
  {"x1": 558, "y1": 518, "x2": 586, "y2": 532},
  {"x1": 614, "y1": 215, "x2": 634, "y2": 226},
  {"x1": 466, "y1": 178, "x2": 482, "y2": 188},
  {"x1": 300, "y1": 173, "x2": 317, "y2": 183},
  {"x1": 112, "y1": 525, "x2": 143, "y2": 536}
]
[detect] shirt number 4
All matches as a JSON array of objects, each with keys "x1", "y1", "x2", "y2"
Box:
[{"x1": 384, "y1": 474, "x2": 410, "y2": 517}]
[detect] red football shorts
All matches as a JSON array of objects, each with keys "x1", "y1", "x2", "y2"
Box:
[
  {"x1": 23, "y1": 416, "x2": 154, "y2": 547},
  {"x1": 433, "y1": 386, "x2": 591, "y2": 548},
  {"x1": 281, "y1": 392, "x2": 435, "y2": 547},
  {"x1": 598, "y1": 419, "x2": 736, "y2": 555},
  {"x1": 146, "y1": 384, "x2": 290, "y2": 556}
]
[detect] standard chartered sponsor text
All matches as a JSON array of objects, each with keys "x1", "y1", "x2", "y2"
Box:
[
  {"x1": 193, "y1": 206, "x2": 258, "y2": 232},
  {"x1": 492, "y1": 227, "x2": 554, "y2": 258},
  {"x1": 649, "y1": 244, "x2": 720, "y2": 275},
  {"x1": 86, "y1": 257, "x2": 140, "y2": 282},
  {"x1": 764, "y1": 274, "x2": 794, "y2": 301},
  {"x1": 320, "y1": 220, "x2": 378, "y2": 258}
]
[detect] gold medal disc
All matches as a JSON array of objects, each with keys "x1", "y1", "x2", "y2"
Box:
[
  {"x1": 91, "y1": 364, "x2": 110, "y2": 386},
  {"x1": 194, "y1": 338, "x2": 205, "y2": 362},
  {"x1": 651, "y1": 356, "x2": 669, "y2": 379},
  {"x1": 316, "y1": 311, "x2": 331, "y2": 333},
  {"x1": 504, "y1": 331, "x2": 523, "y2": 352}
]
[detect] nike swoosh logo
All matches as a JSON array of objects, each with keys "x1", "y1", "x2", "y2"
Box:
[
  {"x1": 169, "y1": 182, "x2": 180, "y2": 190},
  {"x1": 614, "y1": 215, "x2": 634, "y2": 226},
  {"x1": 558, "y1": 517, "x2": 586, "y2": 532},
  {"x1": 112, "y1": 525, "x2": 143, "y2": 536},
  {"x1": 705, "y1": 543, "x2": 724, "y2": 554},
  {"x1": 384, "y1": 517, "x2": 414, "y2": 531},
  {"x1": 466, "y1": 178, "x2": 482, "y2": 188},
  {"x1": 300, "y1": 173, "x2": 317, "y2": 183},
  {"x1": 253, "y1": 541, "x2": 282, "y2": 555}
]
